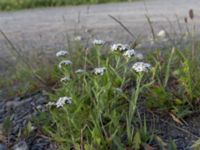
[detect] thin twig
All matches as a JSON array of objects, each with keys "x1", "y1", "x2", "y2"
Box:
[
  {"x1": 145, "y1": 15, "x2": 156, "y2": 41},
  {"x1": 0, "y1": 29, "x2": 48, "y2": 87},
  {"x1": 108, "y1": 15, "x2": 135, "y2": 39},
  {"x1": 147, "y1": 110, "x2": 199, "y2": 139}
]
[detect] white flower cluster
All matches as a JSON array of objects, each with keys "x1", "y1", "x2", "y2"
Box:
[
  {"x1": 74, "y1": 36, "x2": 82, "y2": 41},
  {"x1": 157, "y1": 30, "x2": 166, "y2": 38},
  {"x1": 46, "y1": 102, "x2": 55, "y2": 107},
  {"x1": 93, "y1": 39, "x2": 105, "y2": 45},
  {"x1": 75, "y1": 69, "x2": 85, "y2": 74},
  {"x1": 56, "y1": 96, "x2": 72, "y2": 108},
  {"x1": 123, "y1": 49, "x2": 136, "y2": 58},
  {"x1": 58, "y1": 60, "x2": 72, "y2": 69},
  {"x1": 93, "y1": 67, "x2": 106, "y2": 76},
  {"x1": 60, "y1": 76, "x2": 70, "y2": 82},
  {"x1": 132, "y1": 62, "x2": 151, "y2": 73},
  {"x1": 56, "y1": 50, "x2": 68, "y2": 57},
  {"x1": 46, "y1": 96, "x2": 72, "y2": 108},
  {"x1": 111, "y1": 43, "x2": 130, "y2": 52},
  {"x1": 111, "y1": 43, "x2": 144, "y2": 60}
]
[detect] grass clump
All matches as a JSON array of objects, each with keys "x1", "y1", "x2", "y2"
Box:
[
  {"x1": 43, "y1": 44, "x2": 155, "y2": 149},
  {"x1": 146, "y1": 46, "x2": 200, "y2": 118},
  {"x1": 38, "y1": 36, "x2": 200, "y2": 149}
]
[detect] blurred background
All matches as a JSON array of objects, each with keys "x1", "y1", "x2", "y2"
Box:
[{"x1": 0, "y1": 0, "x2": 131, "y2": 10}]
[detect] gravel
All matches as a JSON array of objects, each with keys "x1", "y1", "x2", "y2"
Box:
[{"x1": 0, "y1": 92, "x2": 56, "y2": 150}]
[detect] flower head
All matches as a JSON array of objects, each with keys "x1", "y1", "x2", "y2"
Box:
[
  {"x1": 56, "y1": 50, "x2": 68, "y2": 57},
  {"x1": 60, "y1": 76, "x2": 70, "y2": 82},
  {"x1": 157, "y1": 30, "x2": 166, "y2": 38},
  {"x1": 111, "y1": 43, "x2": 130, "y2": 52},
  {"x1": 58, "y1": 60, "x2": 72, "y2": 69},
  {"x1": 93, "y1": 39, "x2": 105, "y2": 45},
  {"x1": 75, "y1": 69, "x2": 85, "y2": 74},
  {"x1": 46, "y1": 102, "x2": 56, "y2": 107},
  {"x1": 74, "y1": 36, "x2": 82, "y2": 41},
  {"x1": 123, "y1": 49, "x2": 135, "y2": 58},
  {"x1": 93, "y1": 67, "x2": 106, "y2": 76},
  {"x1": 132, "y1": 62, "x2": 151, "y2": 73},
  {"x1": 56, "y1": 96, "x2": 72, "y2": 108},
  {"x1": 135, "y1": 52, "x2": 144, "y2": 60}
]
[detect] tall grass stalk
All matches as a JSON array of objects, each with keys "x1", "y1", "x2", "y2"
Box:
[
  {"x1": 127, "y1": 72, "x2": 143, "y2": 144},
  {"x1": 164, "y1": 47, "x2": 175, "y2": 87}
]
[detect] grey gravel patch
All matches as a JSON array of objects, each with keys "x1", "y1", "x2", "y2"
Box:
[
  {"x1": 0, "y1": 92, "x2": 56, "y2": 150},
  {"x1": 13, "y1": 141, "x2": 28, "y2": 150},
  {"x1": 137, "y1": 104, "x2": 200, "y2": 150}
]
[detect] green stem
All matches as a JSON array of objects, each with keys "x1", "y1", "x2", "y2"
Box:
[{"x1": 127, "y1": 73, "x2": 143, "y2": 144}]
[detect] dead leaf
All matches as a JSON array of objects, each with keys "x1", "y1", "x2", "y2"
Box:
[
  {"x1": 142, "y1": 143, "x2": 154, "y2": 150},
  {"x1": 170, "y1": 113, "x2": 183, "y2": 125}
]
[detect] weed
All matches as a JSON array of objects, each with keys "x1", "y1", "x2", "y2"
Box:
[
  {"x1": 146, "y1": 45, "x2": 200, "y2": 117},
  {"x1": 42, "y1": 43, "x2": 154, "y2": 149},
  {"x1": 27, "y1": 34, "x2": 200, "y2": 149}
]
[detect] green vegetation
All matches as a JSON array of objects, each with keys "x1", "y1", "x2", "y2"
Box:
[
  {"x1": 1, "y1": 33, "x2": 200, "y2": 149},
  {"x1": 36, "y1": 40, "x2": 199, "y2": 149},
  {"x1": 0, "y1": 0, "x2": 130, "y2": 11},
  {"x1": 1, "y1": 10, "x2": 200, "y2": 149}
]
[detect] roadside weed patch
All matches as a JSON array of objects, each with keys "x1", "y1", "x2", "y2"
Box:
[
  {"x1": 43, "y1": 43, "x2": 155, "y2": 149},
  {"x1": 39, "y1": 36, "x2": 200, "y2": 149},
  {"x1": 1, "y1": 32, "x2": 200, "y2": 149},
  {"x1": 146, "y1": 46, "x2": 200, "y2": 118}
]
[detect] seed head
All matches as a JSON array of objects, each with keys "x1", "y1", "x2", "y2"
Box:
[{"x1": 189, "y1": 9, "x2": 194, "y2": 20}]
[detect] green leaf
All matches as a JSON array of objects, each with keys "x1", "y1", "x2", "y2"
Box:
[{"x1": 133, "y1": 130, "x2": 142, "y2": 150}]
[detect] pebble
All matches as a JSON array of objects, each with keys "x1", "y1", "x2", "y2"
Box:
[{"x1": 13, "y1": 141, "x2": 28, "y2": 150}]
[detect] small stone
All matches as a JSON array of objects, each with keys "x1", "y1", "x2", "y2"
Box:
[
  {"x1": 13, "y1": 141, "x2": 28, "y2": 150},
  {"x1": 35, "y1": 97, "x2": 47, "y2": 105},
  {"x1": 30, "y1": 137, "x2": 50, "y2": 150},
  {"x1": 0, "y1": 143, "x2": 7, "y2": 150}
]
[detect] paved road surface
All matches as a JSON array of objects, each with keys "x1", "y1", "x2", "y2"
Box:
[{"x1": 0, "y1": 0, "x2": 200, "y2": 63}]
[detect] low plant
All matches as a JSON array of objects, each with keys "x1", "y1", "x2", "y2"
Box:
[
  {"x1": 146, "y1": 45, "x2": 200, "y2": 118},
  {"x1": 43, "y1": 43, "x2": 154, "y2": 149}
]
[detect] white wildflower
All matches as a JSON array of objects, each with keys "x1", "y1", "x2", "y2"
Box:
[
  {"x1": 132, "y1": 62, "x2": 151, "y2": 73},
  {"x1": 56, "y1": 50, "x2": 68, "y2": 57},
  {"x1": 93, "y1": 39, "x2": 105, "y2": 45},
  {"x1": 56, "y1": 97, "x2": 72, "y2": 108},
  {"x1": 93, "y1": 67, "x2": 106, "y2": 76},
  {"x1": 58, "y1": 60, "x2": 72, "y2": 69},
  {"x1": 135, "y1": 52, "x2": 144, "y2": 60},
  {"x1": 46, "y1": 102, "x2": 56, "y2": 107},
  {"x1": 75, "y1": 69, "x2": 85, "y2": 74},
  {"x1": 74, "y1": 36, "x2": 82, "y2": 41},
  {"x1": 60, "y1": 76, "x2": 70, "y2": 82},
  {"x1": 31, "y1": 126, "x2": 37, "y2": 131},
  {"x1": 114, "y1": 88, "x2": 123, "y2": 93},
  {"x1": 111, "y1": 43, "x2": 130, "y2": 52},
  {"x1": 123, "y1": 49, "x2": 135, "y2": 58},
  {"x1": 157, "y1": 30, "x2": 166, "y2": 38}
]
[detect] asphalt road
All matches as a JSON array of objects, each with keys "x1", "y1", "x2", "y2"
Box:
[{"x1": 0, "y1": 0, "x2": 200, "y2": 61}]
